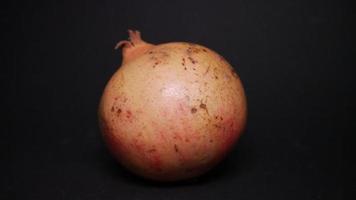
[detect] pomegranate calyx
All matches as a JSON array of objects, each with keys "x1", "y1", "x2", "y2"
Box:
[{"x1": 115, "y1": 29, "x2": 154, "y2": 65}]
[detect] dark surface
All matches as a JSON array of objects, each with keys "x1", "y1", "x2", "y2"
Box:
[{"x1": 5, "y1": 0, "x2": 354, "y2": 199}]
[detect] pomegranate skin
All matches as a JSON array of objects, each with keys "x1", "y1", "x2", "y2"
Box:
[{"x1": 98, "y1": 30, "x2": 247, "y2": 181}]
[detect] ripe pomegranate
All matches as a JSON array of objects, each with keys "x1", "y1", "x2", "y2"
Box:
[{"x1": 98, "y1": 30, "x2": 247, "y2": 181}]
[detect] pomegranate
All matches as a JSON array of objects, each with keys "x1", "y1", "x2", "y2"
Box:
[{"x1": 98, "y1": 30, "x2": 247, "y2": 181}]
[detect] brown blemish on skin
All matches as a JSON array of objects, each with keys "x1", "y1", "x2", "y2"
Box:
[
  {"x1": 159, "y1": 51, "x2": 169, "y2": 57},
  {"x1": 148, "y1": 51, "x2": 153, "y2": 54},
  {"x1": 126, "y1": 110, "x2": 132, "y2": 118},
  {"x1": 186, "y1": 47, "x2": 192, "y2": 54},
  {"x1": 152, "y1": 60, "x2": 161, "y2": 68},
  {"x1": 214, "y1": 124, "x2": 222, "y2": 128},
  {"x1": 177, "y1": 103, "x2": 187, "y2": 114},
  {"x1": 173, "y1": 132, "x2": 183, "y2": 141},
  {"x1": 185, "y1": 95, "x2": 190, "y2": 101},
  {"x1": 202, "y1": 48, "x2": 207, "y2": 52},
  {"x1": 200, "y1": 103, "x2": 210, "y2": 116},
  {"x1": 117, "y1": 108, "x2": 122, "y2": 116},
  {"x1": 182, "y1": 58, "x2": 185, "y2": 66},
  {"x1": 174, "y1": 144, "x2": 179, "y2": 152},
  {"x1": 203, "y1": 66, "x2": 211, "y2": 75},
  {"x1": 185, "y1": 138, "x2": 190, "y2": 142},
  {"x1": 159, "y1": 87, "x2": 165, "y2": 93},
  {"x1": 111, "y1": 106, "x2": 115, "y2": 112},
  {"x1": 215, "y1": 75, "x2": 219, "y2": 79},
  {"x1": 150, "y1": 55, "x2": 162, "y2": 68},
  {"x1": 136, "y1": 109, "x2": 144, "y2": 114},
  {"x1": 147, "y1": 148, "x2": 157, "y2": 153},
  {"x1": 200, "y1": 103, "x2": 207, "y2": 109},
  {"x1": 186, "y1": 45, "x2": 202, "y2": 54},
  {"x1": 210, "y1": 139, "x2": 213, "y2": 143},
  {"x1": 191, "y1": 107, "x2": 197, "y2": 113},
  {"x1": 188, "y1": 56, "x2": 197, "y2": 64}
]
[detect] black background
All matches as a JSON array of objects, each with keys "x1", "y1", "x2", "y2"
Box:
[{"x1": 4, "y1": 0, "x2": 354, "y2": 199}]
